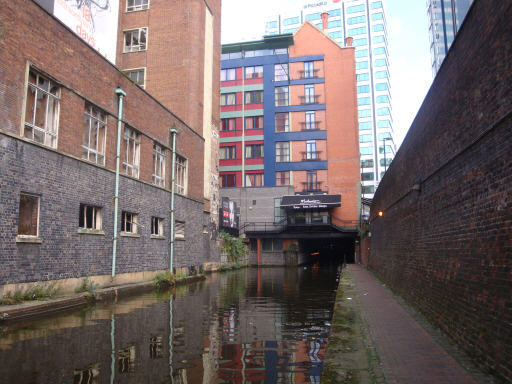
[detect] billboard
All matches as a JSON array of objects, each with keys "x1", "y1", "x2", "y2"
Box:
[
  {"x1": 44, "y1": 0, "x2": 119, "y2": 63},
  {"x1": 220, "y1": 197, "x2": 238, "y2": 229}
]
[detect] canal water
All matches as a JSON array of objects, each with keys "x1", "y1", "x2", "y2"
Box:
[{"x1": 0, "y1": 264, "x2": 341, "y2": 383}]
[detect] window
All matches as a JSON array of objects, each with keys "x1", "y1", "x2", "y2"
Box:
[
  {"x1": 274, "y1": 64, "x2": 289, "y2": 81},
  {"x1": 275, "y1": 86, "x2": 289, "y2": 106},
  {"x1": 360, "y1": 134, "x2": 373, "y2": 143},
  {"x1": 362, "y1": 172, "x2": 375, "y2": 181},
  {"x1": 304, "y1": 62, "x2": 314, "y2": 78},
  {"x1": 378, "y1": 132, "x2": 392, "y2": 140},
  {"x1": 124, "y1": 27, "x2": 147, "y2": 52},
  {"x1": 175, "y1": 221, "x2": 185, "y2": 239},
  {"x1": 371, "y1": 1, "x2": 382, "y2": 9},
  {"x1": 24, "y1": 70, "x2": 60, "y2": 148},
  {"x1": 122, "y1": 126, "x2": 140, "y2": 178},
  {"x1": 357, "y1": 85, "x2": 370, "y2": 93},
  {"x1": 245, "y1": 90, "x2": 263, "y2": 104},
  {"x1": 372, "y1": 24, "x2": 384, "y2": 32},
  {"x1": 79, "y1": 204, "x2": 103, "y2": 230},
  {"x1": 274, "y1": 48, "x2": 288, "y2": 55},
  {"x1": 375, "y1": 58, "x2": 387, "y2": 67},
  {"x1": 361, "y1": 159, "x2": 374, "y2": 168},
  {"x1": 377, "y1": 95, "x2": 389, "y2": 103},
  {"x1": 175, "y1": 155, "x2": 187, "y2": 195},
  {"x1": 328, "y1": 20, "x2": 342, "y2": 28},
  {"x1": 348, "y1": 26, "x2": 367, "y2": 36},
  {"x1": 373, "y1": 35, "x2": 385, "y2": 43},
  {"x1": 220, "y1": 146, "x2": 236, "y2": 160},
  {"x1": 220, "y1": 174, "x2": 236, "y2": 187},
  {"x1": 245, "y1": 173, "x2": 263, "y2": 187},
  {"x1": 360, "y1": 146, "x2": 373, "y2": 155},
  {"x1": 352, "y1": 38, "x2": 368, "y2": 47},
  {"x1": 378, "y1": 120, "x2": 391, "y2": 128},
  {"x1": 127, "y1": 0, "x2": 149, "y2": 12},
  {"x1": 82, "y1": 103, "x2": 106, "y2": 165},
  {"x1": 151, "y1": 217, "x2": 163, "y2": 236},
  {"x1": 374, "y1": 47, "x2": 386, "y2": 56},
  {"x1": 121, "y1": 211, "x2": 138, "y2": 233},
  {"x1": 276, "y1": 142, "x2": 290, "y2": 162},
  {"x1": 18, "y1": 193, "x2": 39, "y2": 237},
  {"x1": 380, "y1": 158, "x2": 392, "y2": 166},
  {"x1": 275, "y1": 113, "x2": 289, "y2": 132},
  {"x1": 262, "y1": 238, "x2": 283, "y2": 252},
  {"x1": 329, "y1": 9, "x2": 341, "y2": 17},
  {"x1": 306, "y1": 170, "x2": 317, "y2": 191},
  {"x1": 306, "y1": 140, "x2": 317, "y2": 160},
  {"x1": 245, "y1": 66, "x2": 263, "y2": 79},
  {"x1": 245, "y1": 144, "x2": 264, "y2": 158},
  {"x1": 305, "y1": 13, "x2": 321, "y2": 21},
  {"x1": 152, "y1": 144, "x2": 166, "y2": 187},
  {"x1": 284, "y1": 27, "x2": 298, "y2": 34},
  {"x1": 274, "y1": 198, "x2": 285, "y2": 223},
  {"x1": 378, "y1": 107, "x2": 390, "y2": 116},
  {"x1": 329, "y1": 31, "x2": 342, "y2": 39},
  {"x1": 283, "y1": 16, "x2": 299, "y2": 25},
  {"x1": 379, "y1": 145, "x2": 393, "y2": 154},
  {"x1": 357, "y1": 73, "x2": 369, "y2": 81},
  {"x1": 123, "y1": 68, "x2": 145, "y2": 88},
  {"x1": 304, "y1": 84, "x2": 315, "y2": 104},
  {"x1": 221, "y1": 68, "x2": 236, "y2": 81},
  {"x1": 356, "y1": 61, "x2": 369, "y2": 70},
  {"x1": 375, "y1": 82, "x2": 388, "y2": 91},
  {"x1": 359, "y1": 109, "x2": 371, "y2": 118},
  {"x1": 358, "y1": 97, "x2": 371, "y2": 105},
  {"x1": 221, "y1": 118, "x2": 236, "y2": 131},
  {"x1": 305, "y1": 111, "x2": 316, "y2": 130},
  {"x1": 355, "y1": 49, "x2": 368, "y2": 58},
  {"x1": 375, "y1": 70, "x2": 388, "y2": 79},
  {"x1": 371, "y1": 13, "x2": 383, "y2": 20},
  {"x1": 275, "y1": 171, "x2": 290, "y2": 186},
  {"x1": 347, "y1": 4, "x2": 365, "y2": 13},
  {"x1": 359, "y1": 121, "x2": 372, "y2": 130},
  {"x1": 245, "y1": 116, "x2": 263, "y2": 129},
  {"x1": 266, "y1": 21, "x2": 278, "y2": 29},
  {"x1": 221, "y1": 93, "x2": 236, "y2": 106},
  {"x1": 362, "y1": 185, "x2": 375, "y2": 194},
  {"x1": 347, "y1": 15, "x2": 365, "y2": 24}
]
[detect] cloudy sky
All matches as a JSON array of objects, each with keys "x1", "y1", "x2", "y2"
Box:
[{"x1": 221, "y1": 0, "x2": 434, "y2": 149}]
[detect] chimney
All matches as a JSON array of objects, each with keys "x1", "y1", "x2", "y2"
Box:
[
  {"x1": 321, "y1": 11, "x2": 329, "y2": 31},
  {"x1": 345, "y1": 36, "x2": 353, "y2": 47}
]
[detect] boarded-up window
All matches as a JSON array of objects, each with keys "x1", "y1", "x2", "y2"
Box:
[
  {"x1": 18, "y1": 193, "x2": 39, "y2": 236},
  {"x1": 175, "y1": 221, "x2": 185, "y2": 239}
]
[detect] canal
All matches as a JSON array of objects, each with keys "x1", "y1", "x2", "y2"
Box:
[{"x1": 0, "y1": 264, "x2": 342, "y2": 383}]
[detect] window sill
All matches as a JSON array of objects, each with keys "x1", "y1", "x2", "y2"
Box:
[
  {"x1": 120, "y1": 232, "x2": 140, "y2": 238},
  {"x1": 16, "y1": 236, "x2": 43, "y2": 244},
  {"x1": 175, "y1": 237, "x2": 186, "y2": 241},
  {"x1": 151, "y1": 235, "x2": 166, "y2": 240},
  {"x1": 77, "y1": 229, "x2": 105, "y2": 236}
]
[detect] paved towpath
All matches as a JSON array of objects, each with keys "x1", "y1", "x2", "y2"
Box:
[{"x1": 347, "y1": 264, "x2": 494, "y2": 384}]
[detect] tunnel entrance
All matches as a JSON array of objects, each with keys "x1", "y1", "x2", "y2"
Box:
[{"x1": 300, "y1": 236, "x2": 356, "y2": 264}]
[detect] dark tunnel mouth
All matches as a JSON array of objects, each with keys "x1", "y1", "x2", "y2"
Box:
[{"x1": 300, "y1": 237, "x2": 356, "y2": 264}]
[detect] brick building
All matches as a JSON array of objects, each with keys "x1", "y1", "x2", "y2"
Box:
[
  {"x1": 219, "y1": 19, "x2": 361, "y2": 265},
  {"x1": 0, "y1": 0, "x2": 218, "y2": 294}
]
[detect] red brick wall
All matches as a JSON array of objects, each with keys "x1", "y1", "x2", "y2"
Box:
[
  {"x1": 0, "y1": 0, "x2": 204, "y2": 202},
  {"x1": 369, "y1": 1, "x2": 512, "y2": 380}
]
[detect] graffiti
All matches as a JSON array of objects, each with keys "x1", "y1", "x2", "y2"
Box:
[{"x1": 63, "y1": 0, "x2": 110, "y2": 31}]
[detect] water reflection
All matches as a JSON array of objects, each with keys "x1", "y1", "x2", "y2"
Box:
[{"x1": 0, "y1": 264, "x2": 340, "y2": 383}]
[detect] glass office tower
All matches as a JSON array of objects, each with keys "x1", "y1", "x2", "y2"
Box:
[{"x1": 265, "y1": 0, "x2": 394, "y2": 197}]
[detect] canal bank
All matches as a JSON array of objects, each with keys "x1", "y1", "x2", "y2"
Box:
[{"x1": 323, "y1": 265, "x2": 498, "y2": 384}]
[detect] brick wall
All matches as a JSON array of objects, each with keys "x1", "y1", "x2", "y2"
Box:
[{"x1": 369, "y1": 1, "x2": 512, "y2": 381}]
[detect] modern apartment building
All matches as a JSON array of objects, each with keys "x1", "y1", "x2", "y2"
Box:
[
  {"x1": 265, "y1": 0, "x2": 394, "y2": 197},
  {"x1": 220, "y1": 20, "x2": 360, "y2": 264},
  {"x1": 426, "y1": 0, "x2": 474, "y2": 76}
]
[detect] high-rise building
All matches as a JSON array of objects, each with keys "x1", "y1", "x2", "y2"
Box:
[
  {"x1": 426, "y1": 0, "x2": 474, "y2": 76},
  {"x1": 264, "y1": 0, "x2": 394, "y2": 197}
]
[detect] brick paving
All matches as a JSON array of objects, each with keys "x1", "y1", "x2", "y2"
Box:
[{"x1": 347, "y1": 264, "x2": 481, "y2": 384}]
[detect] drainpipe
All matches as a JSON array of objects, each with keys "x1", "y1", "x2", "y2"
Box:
[
  {"x1": 169, "y1": 127, "x2": 178, "y2": 274},
  {"x1": 241, "y1": 66, "x2": 246, "y2": 186},
  {"x1": 112, "y1": 87, "x2": 126, "y2": 278}
]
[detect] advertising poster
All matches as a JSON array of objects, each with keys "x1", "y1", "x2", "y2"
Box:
[
  {"x1": 53, "y1": 0, "x2": 119, "y2": 63},
  {"x1": 221, "y1": 197, "x2": 238, "y2": 229}
]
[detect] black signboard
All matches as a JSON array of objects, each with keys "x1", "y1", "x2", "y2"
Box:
[
  {"x1": 220, "y1": 197, "x2": 238, "y2": 229},
  {"x1": 280, "y1": 194, "x2": 341, "y2": 210}
]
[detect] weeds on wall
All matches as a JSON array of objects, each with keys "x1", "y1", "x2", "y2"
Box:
[
  {"x1": 219, "y1": 231, "x2": 247, "y2": 263},
  {"x1": 0, "y1": 283, "x2": 58, "y2": 305}
]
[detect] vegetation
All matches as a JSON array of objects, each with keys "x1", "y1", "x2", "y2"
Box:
[
  {"x1": 154, "y1": 271, "x2": 176, "y2": 289},
  {"x1": 219, "y1": 231, "x2": 247, "y2": 263},
  {"x1": 75, "y1": 277, "x2": 96, "y2": 295},
  {"x1": 284, "y1": 243, "x2": 299, "y2": 253},
  {"x1": 0, "y1": 283, "x2": 58, "y2": 305},
  {"x1": 218, "y1": 262, "x2": 248, "y2": 272}
]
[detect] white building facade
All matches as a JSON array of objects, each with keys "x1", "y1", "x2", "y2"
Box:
[{"x1": 265, "y1": 0, "x2": 394, "y2": 197}]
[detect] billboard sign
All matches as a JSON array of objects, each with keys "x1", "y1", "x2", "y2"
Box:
[
  {"x1": 220, "y1": 197, "x2": 238, "y2": 229},
  {"x1": 52, "y1": 0, "x2": 119, "y2": 63}
]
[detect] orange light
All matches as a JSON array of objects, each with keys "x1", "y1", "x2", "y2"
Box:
[{"x1": 378, "y1": 210, "x2": 383, "y2": 217}]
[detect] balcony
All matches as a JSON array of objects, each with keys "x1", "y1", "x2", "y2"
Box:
[
  {"x1": 298, "y1": 69, "x2": 320, "y2": 79},
  {"x1": 299, "y1": 181, "x2": 325, "y2": 193},
  {"x1": 299, "y1": 121, "x2": 322, "y2": 131},
  {"x1": 300, "y1": 151, "x2": 322, "y2": 161},
  {"x1": 299, "y1": 95, "x2": 321, "y2": 105}
]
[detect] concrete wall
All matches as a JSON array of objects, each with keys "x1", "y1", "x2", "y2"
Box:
[{"x1": 369, "y1": 1, "x2": 512, "y2": 381}]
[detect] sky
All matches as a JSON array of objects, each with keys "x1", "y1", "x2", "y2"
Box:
[{"x1": 221, "y1": 0, "x2": 434, "y2": 149}]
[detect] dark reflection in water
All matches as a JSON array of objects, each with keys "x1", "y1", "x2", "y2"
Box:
[{"x1": 0, "y1": 263, "x2": 341, "y2": 383}]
